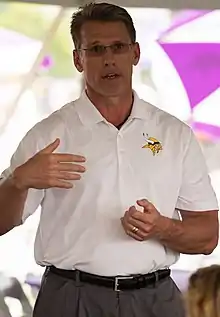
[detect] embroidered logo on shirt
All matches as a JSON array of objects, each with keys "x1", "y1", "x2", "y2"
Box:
[{"x1": 142, "y1": 133, "x2": 162, "y2": 156}]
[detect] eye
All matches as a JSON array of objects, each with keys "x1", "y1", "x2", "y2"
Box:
[
  {"x1": 113, "y1": 43, "x2": 126, "y2": 52},
  {"x1": 90, "y1": 45, "x2": 104, "y2": 54}
]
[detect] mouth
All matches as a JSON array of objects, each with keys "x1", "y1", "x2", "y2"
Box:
[{"x1": 102, "y1": 73, "x2": 121, "y2": 80}]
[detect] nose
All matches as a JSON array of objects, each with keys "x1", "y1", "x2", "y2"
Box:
[{"x1": 103, "y1": 47, "x2": 116, "y2": 66}]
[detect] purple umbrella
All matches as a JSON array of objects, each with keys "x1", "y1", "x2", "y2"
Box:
[
  {"x1": 159, "y1": 43, "x2": 220, "y2": 109},
  {"x1": 191, "y1": 122, "x2": 220, "y2": 142},
  {"x1": 157, "y1": 10, "x2": 220, "y2": 141}
]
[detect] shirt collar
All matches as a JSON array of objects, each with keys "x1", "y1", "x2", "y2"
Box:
[
  {"x1": 130, "y1": 91, "x2": 150, "y2": 120},
  {"x1": 75, "y1": 90, "x2": 105, "y2": 127},
  {"x1": 75, "y1": 90, "x2": 150, "y2": 127}
]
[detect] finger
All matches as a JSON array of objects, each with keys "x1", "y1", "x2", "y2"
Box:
[
  {"x1": 40, "y1": 139, "x2": 60, "y2": 154},
  {"x1": 48, "y1": 179, "x2": 74, "y2": 189},
  {"x1": 137, "y1": 199, "x2": 154, "y2": 212},
  {"x1": 51, "y1": 172, "x2": 82, "y2": 181},
  {"x1": 135, "y1": 203, "x2": 144, "y2": 212},
  {"x1": 131, "y1": 211, "x2": 147, "y2": 222},
  {"x1": 53, "y1": 154, "x2": 86, "y2": 163},
  {"x1": 129, "y1": 205, "x2": 137, "y2": 212},
  {"x1": 126, "y1": 227, "x2": 144, "y2": 241},
  {"x1": 121, "y1": 217, "x2": 145, "y2": 240},
  {"x1": 128, "y1": 217, "x2": 149, "y2": 233},
  {"x1": 55, "y1": 163, "x2": 86, "y2": 173},
  {"x1": 120, "y1": 216, "x2": 127, "y2": 229},
  {"x1": 126, "y1": 206, "x2": 137, "y2": 215},
  {"x1": 126, "y1": 223, "x2": 147, "y2": 240}
]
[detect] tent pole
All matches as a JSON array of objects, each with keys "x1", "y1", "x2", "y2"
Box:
[{"x1": 0, "y1": 6, "x2": 66, "y2": 135}]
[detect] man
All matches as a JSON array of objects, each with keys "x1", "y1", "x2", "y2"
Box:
[{"x1": 0, "y1": 3, "x2": 218, "y2": 317}]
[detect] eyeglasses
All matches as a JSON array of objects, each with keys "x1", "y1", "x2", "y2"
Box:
[{"x1": 77, "y1": 42, "x2": 133, "y2": 57}]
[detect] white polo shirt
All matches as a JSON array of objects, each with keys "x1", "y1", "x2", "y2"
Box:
[{"x1": 1, "y1": 91, "x2": 218, "y2": 276}]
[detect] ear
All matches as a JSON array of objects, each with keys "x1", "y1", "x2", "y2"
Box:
[
  {"x1": 73, "y1": 50, "x2": 83, "y2": 73},
  {"x1": 133, "y1": 42, "x2": 140, "y2": 66}
]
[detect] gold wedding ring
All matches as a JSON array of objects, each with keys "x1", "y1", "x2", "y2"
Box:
[{"x1": 131, "y1": 226, "x2": 138, "y2": 233}]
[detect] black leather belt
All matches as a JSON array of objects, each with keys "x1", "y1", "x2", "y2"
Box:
[{"x1": 48, "y1": 266, "x2": 170, "y2": 291}]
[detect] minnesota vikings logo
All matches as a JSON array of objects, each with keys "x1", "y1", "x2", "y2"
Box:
[{"x1": 142, "y1": 133, "x2": 163, "y2": 156}]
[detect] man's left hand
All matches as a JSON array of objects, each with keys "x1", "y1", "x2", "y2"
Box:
[{"x1": 121, "y1": 199, "x2": 164, "y2": 241}]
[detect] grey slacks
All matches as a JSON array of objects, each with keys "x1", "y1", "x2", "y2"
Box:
[{"x1": 33, "y1": 269, "x2": 186, "y2": 317}]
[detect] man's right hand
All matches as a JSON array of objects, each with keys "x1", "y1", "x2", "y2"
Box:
[{"x1": 12, "y1": 138, "x2": 86, "y2": 190}]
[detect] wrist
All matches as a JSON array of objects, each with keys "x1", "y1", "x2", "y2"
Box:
[
  {"x1": 11, "y1": 167, "x2": 29, "y2": 192},
  {"x1": 155, "y1": 215, "x2": 171, "y2": 240}
]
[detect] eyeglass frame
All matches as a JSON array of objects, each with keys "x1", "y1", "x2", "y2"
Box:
[{"x1": 75, "y1": 42, "x2": 135, "y2": 57}]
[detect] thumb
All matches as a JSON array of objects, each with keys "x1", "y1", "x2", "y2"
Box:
[{"x1": 40, "y1": 138, "x2": 60, "y2": 154}]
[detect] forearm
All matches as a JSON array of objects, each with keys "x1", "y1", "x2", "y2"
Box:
[
  {"x1": 156, "y1": 215, "x2": 218, "y2": 255},
  {"x1": 0, "y1": 174, "x2": 28, "y2": 235}
]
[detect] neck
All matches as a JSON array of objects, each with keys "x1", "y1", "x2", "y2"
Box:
[{"x1": 85, "y1": 86, "x2": 133, "y2": 127}]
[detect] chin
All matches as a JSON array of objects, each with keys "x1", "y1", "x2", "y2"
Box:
[{"x1": 87, "y1": 81, "x2": 131, "y2": 98}]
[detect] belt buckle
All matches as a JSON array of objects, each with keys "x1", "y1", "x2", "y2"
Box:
[{"x1": 114, "y1": 276, "x2": 133, "y2": 292}]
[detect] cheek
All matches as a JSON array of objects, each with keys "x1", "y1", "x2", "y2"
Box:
[
  {"x1": 84, "y1": 60, "x2": 101, "y2": 76},
  {"x1": 117, "y1": 55, "x2": 134, "y2": 70},
  {"x1": 83, "y1": 63, "x2": 103, "y2": 85},
  {"x1": 120, "y1": 61, "x2": 133, "y2": 75}
]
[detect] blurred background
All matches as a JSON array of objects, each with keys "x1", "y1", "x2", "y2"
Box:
[{"x1": 1, "y1": 0, "x2": 220, "y2": 316}]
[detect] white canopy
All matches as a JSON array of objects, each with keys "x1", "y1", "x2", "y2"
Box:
[{"x1": 3, "y1": 0, "x2": 220, "y2": 9}]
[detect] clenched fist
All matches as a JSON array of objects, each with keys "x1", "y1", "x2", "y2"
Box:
[{"x1": 121, "y1": 199, "x2": 163, "y2": 241}]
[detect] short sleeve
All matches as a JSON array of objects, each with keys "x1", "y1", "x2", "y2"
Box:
[
  {"x1": 176, "y1": 129, "x2": 218, "y2": 212},
  {"x1": 0, "y1": 128, "x2": 45, "y2": 222}
]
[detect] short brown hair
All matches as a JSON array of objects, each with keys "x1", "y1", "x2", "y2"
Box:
[{"x1": 70, "y1": 2, "x2": 136, "y2": 49}]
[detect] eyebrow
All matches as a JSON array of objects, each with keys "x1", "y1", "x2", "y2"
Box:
[
  {"x1": 87, "y1": 40, "x2": 126, "y2": 46},
  {"x1": 88, "y1": 41, "x2": 101, "y2": 45}
]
